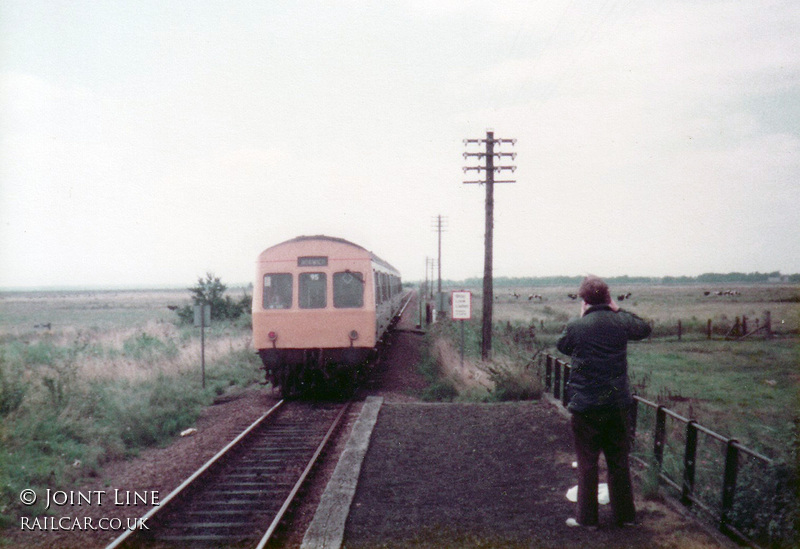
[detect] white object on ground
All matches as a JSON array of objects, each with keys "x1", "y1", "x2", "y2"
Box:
[
  {"x1": 572, "y1": 461, "x2": 578, "y2": 468},
  {"x1": 566, "y1": 483, "x2": 609, "y2": 504},
  {"x1": 566, "y1": 518, "x2": 580, "y2": 527}
]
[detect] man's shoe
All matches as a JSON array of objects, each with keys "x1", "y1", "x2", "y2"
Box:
[{"x1": 566, "y1": 518, "x2": 598, "y2": 530}]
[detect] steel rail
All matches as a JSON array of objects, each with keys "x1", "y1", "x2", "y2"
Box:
[
  {"x1": 396, "y1": 291, "x2": 413, "y2": 319},
  {"x1": 254, "y1": 401, "x2": 351, "y2": 549},
  {"x1": 104, "y1": 399, "x2": 285, "y2": 549}
]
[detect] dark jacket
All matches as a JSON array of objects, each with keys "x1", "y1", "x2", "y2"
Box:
[{"x1": 556, "y1": 305, "x2": 651, "y2": 413}]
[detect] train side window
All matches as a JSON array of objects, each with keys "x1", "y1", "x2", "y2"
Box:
[
  {"x1": 299, "y1": 273, "x2": 327, "y2": 309},
  {"x1": 263, "y1": 273, "x2": 292, "y2": 309},
  {"x1": 334, "y1": 271, "x2": 364, "y2": 308}
]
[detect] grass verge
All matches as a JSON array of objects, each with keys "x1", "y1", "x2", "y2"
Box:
[
  {"x1": 0, "y1": 327, "x2": 261, "y2": 529},
  {"x1": 419, "y1": 318, "x2": 542, "y2": 402}
]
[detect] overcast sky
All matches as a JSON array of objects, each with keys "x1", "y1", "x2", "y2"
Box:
[{"x1": 1, "y1": 0, "x2": 798, "y2": 289}]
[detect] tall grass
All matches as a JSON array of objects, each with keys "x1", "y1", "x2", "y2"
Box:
[
  {"x1": 0, "y1": 313, "x2": 261, "y2": 529},
  {"x1": 421, "y1": 318, "x2": 542, "y2": 402}
]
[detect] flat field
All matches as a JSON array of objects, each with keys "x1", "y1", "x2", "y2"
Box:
[
  {"x1": 485, "y1": 283, "x2": 800, "y2": 335},
  {"x1": 0, "y1": 288, "x2": 220, "y2": 332},
  {"x1": 0, "y1": 288, "x2": 255, "y2": 381}
]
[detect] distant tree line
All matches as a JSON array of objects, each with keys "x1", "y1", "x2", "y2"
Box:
[{"x1": 430, "y1": 271, "x2": 799, "y2": 288}]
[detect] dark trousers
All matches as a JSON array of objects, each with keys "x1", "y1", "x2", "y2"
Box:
[{"x1": 570, "y1": 407, "x2": 636, "y2": 526}]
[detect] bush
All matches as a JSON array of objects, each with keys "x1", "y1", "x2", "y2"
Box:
[
  {"x1": 175, "y1": 273, "x2": 252, "y2": 324},
  {"x1": 486, "y1": 359, "x2": 542, "y2": 402},
  {"x1": 728, "y1": 459, "x2": 799, "y2": 548}
]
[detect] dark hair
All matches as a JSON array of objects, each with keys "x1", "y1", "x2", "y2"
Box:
[{"x1": 578, "y1": 275, "x2": 610, "y2": 305}]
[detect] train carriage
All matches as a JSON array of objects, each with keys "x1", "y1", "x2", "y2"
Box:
[{"x1": 253, "y1": 235, "x2": 404, "y2": 397}]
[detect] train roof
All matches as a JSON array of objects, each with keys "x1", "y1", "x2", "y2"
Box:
[{"x1": 259, "y1": 235, "x2": 400, "y2": 275}]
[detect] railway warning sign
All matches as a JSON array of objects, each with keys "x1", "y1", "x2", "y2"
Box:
[{"x1": 451, "y1": 291, "x2": 472, "y2": 320}]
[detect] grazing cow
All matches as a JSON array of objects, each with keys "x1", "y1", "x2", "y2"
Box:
[
  {"x1": 618, "y1": 294, "x2": 626, "y2": 301},
  {"x1": 567, "y1": 293, "x2": 578, "y2": 300}
]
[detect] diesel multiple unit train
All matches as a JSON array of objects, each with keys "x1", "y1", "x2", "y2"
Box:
[{"x1": 252, "y1": 235, "x2": 405, "y2": 397}]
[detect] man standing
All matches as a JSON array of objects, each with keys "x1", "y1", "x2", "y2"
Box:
[{"x1": 556, "y1": 275, "x2": 651, "y2": 528}]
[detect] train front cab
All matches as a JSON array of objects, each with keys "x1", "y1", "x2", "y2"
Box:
[{"x1": 252, "y1": 241, "x2": 401, "y2": 395}]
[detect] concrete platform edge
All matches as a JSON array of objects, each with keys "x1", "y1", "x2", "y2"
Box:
[{"x1": 300, "y1": 396, "x2": 384, "y2": 549}]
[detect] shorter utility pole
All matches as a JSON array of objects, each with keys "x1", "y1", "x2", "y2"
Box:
[
  {"x1": 427, "y1": 258, "x2": 437, "y2": 300},
  {"x1": 432, "y1": 214, "x2": 448, "y2": 311},
  {"x1": 424, "y1": 256, "x2": 430, "y2": 300},
  {"x1": 463, "y1": 130, "x2": 516, "y2": 360}
]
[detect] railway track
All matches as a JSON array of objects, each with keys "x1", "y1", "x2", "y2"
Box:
[{"x1": 106, "y1": 400, "x2": 350, "y2": 548}]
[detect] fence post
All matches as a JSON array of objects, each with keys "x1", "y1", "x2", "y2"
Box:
[
  {"x1": 678, "y1": 319, "x2": 682, "y2": 340},
  {"x1": 628, "y1": 400, "x2": 639, "y2": 441},
  {"x1": 707, "y1": 319, "x2": 712, "y2": 339},
  {"x1": 545, "y1": 355, "x2": 552, "y2": 393},
  {"x1": 561, "y1": 363, "x2": 571, "y2": 407},
  {"x1": 720, "y1": 439, "x2": 740, "y2": 534},
  {"x1": 654, "y1": 406, "x2": 667, "y2": 468},
  {"x1": 765, "y1": 311, "x2": 772, "y2": 339},
  {"x1": 682, "y1": 421, "x2": 698, "y2": 506},
  {"x1": 553, "y1": 359, "x2": 562, "y2": 401}
]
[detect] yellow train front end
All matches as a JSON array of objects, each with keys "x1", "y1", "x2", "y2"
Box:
[{"x1": 252, "y1": 236, "x2": 400, "y2": 397}]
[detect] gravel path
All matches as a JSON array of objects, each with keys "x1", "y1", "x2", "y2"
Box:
[{"x1": 342, "y1": 400, "x2": 726, "y2": 548}]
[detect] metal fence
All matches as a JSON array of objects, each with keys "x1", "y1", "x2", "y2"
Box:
[{"x1": 540, "y1": 353, "x2": 790, "y2": 548}]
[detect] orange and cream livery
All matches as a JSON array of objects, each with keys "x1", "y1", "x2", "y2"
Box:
[{"x1": 253, "y1": 235, "x2": 404, "y2": 397}]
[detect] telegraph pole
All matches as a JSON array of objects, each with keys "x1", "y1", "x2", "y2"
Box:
[{"x1": 464, "y1": 131, "x2": 516, "y2": 360}]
